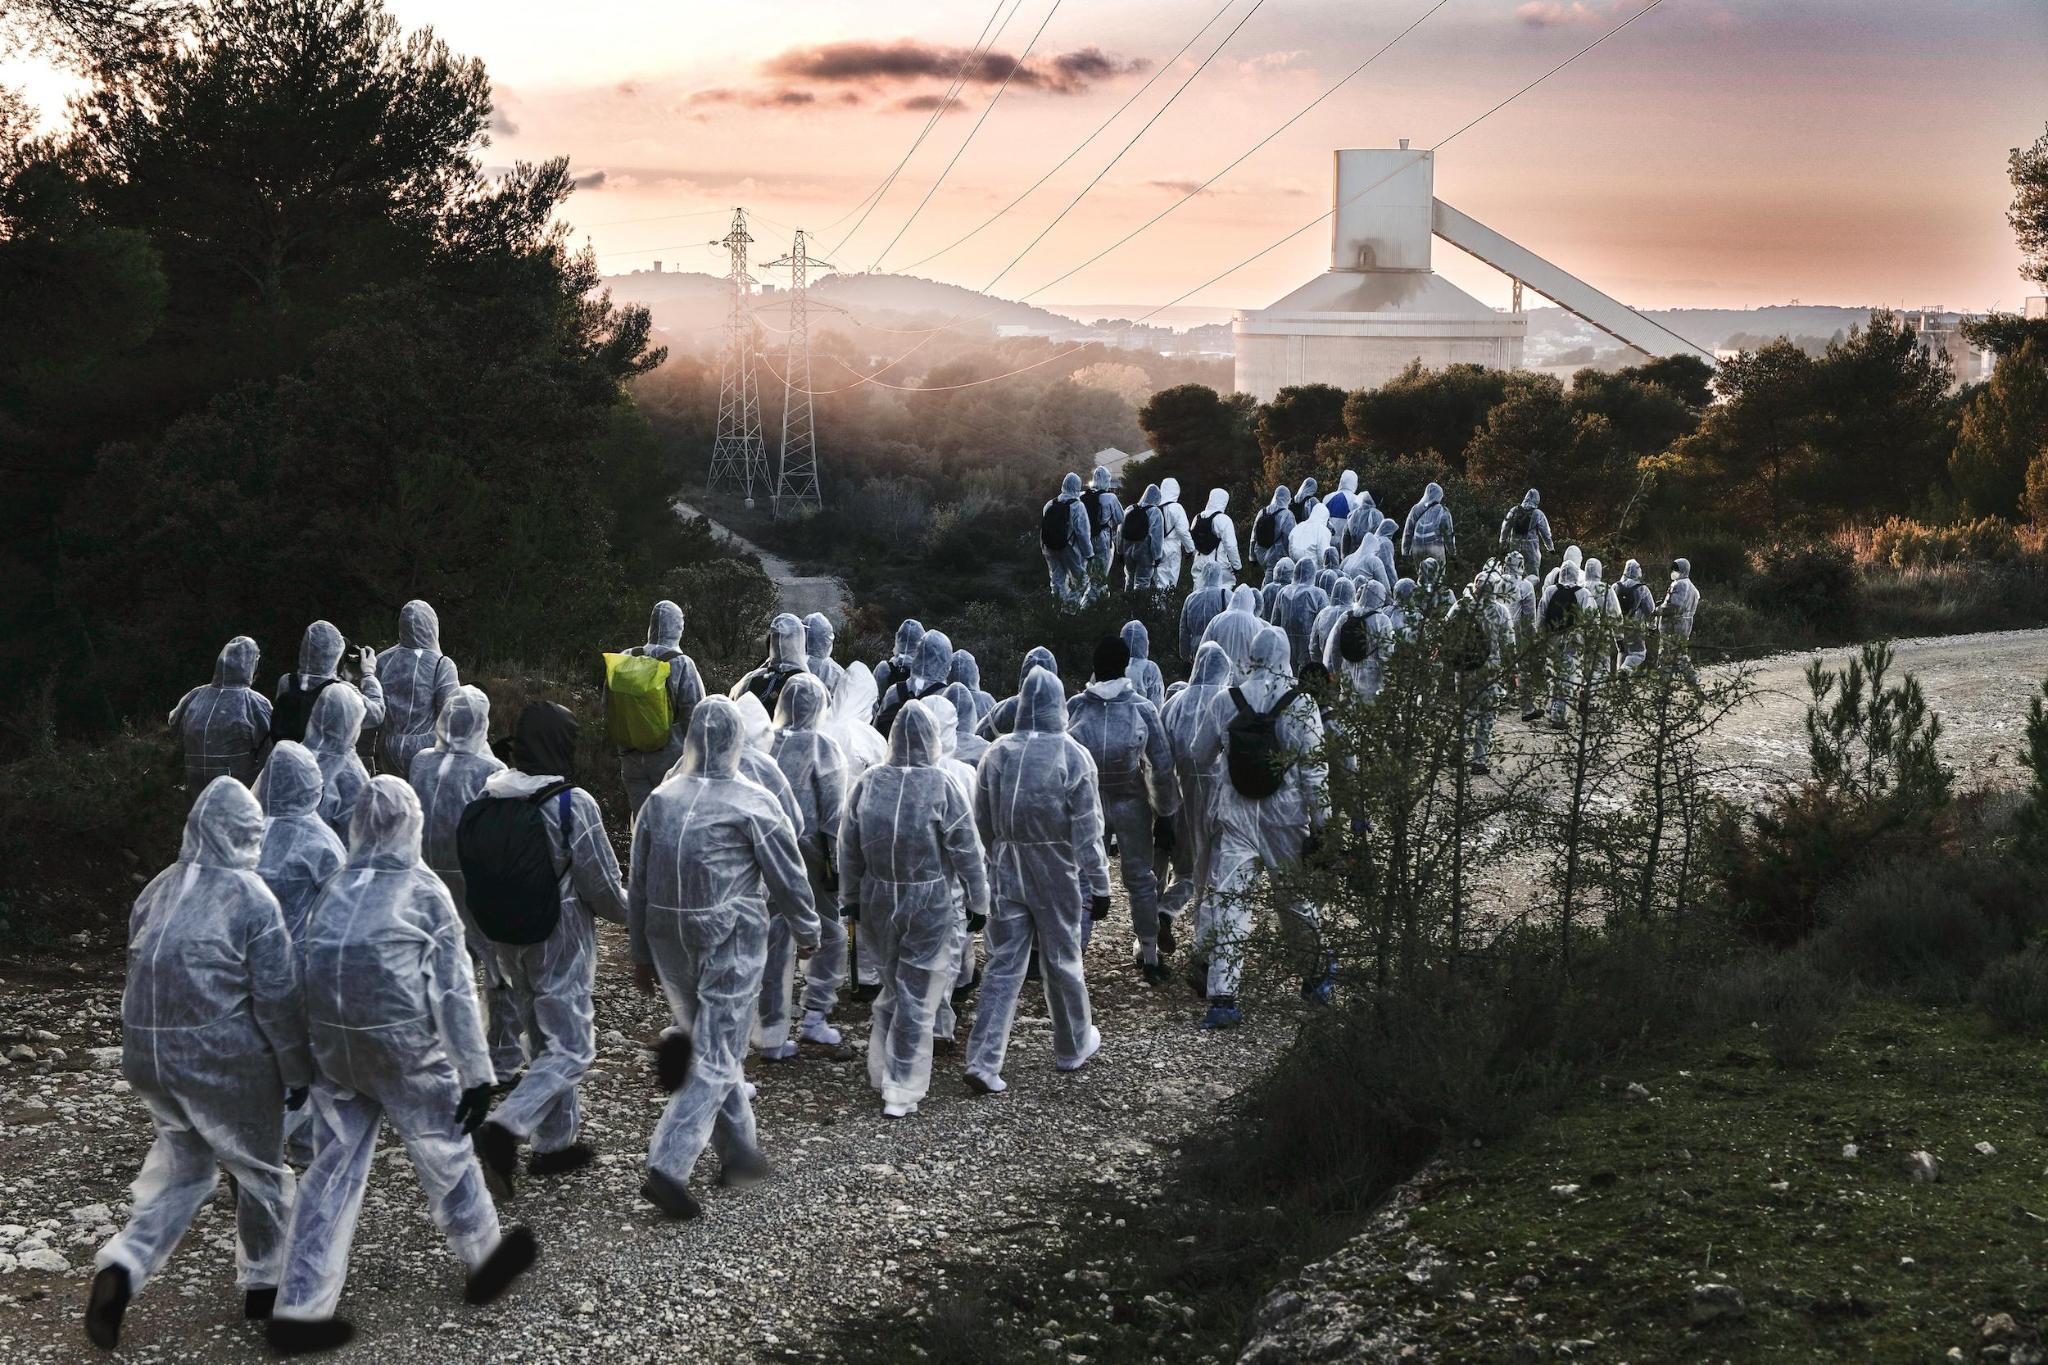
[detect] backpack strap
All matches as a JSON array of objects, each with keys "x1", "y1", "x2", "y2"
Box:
[{"x1": 1268, "y1": 686, "x2": 1304, "y2": 718}]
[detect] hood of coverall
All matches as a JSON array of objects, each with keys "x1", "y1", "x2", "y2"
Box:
[
  {"x1": 397, "y1": 600, "x2": 440, "y2": 651},
  {"x1": 682, "y1": 698, "x2": 745, "y2": 780},
  {"x1": 912, "y1": 629, "x2": 954, "y2": 688},
  {"x1": 941, "y1": 683, "x2": 980, "y2": 747},
  {"x1": 1672, "y1": 557, "x2": 1691, "y2": 579},
  {"x1": 923, "y1": 695, "x2": 959, "y2": 760},
  {"x1": 888, "y1": 699, "x2": 942, "y2": 767},
  {"x1": 1018, "y1": 646, "x2": 1056, "y2": 685},
  {"x1": 305, "y1": 683, "x2": 366, "y2": 756},
  {"x1": 948, "y1": 650, "x2": 981, "y2": 691},
  {"x1": 1266, "y1": 485, "x2": 1290, "y2": 512},
  {"x1": 774, "y1": 672, "x2": 829, "y2": 732},
  {"x1": 257, "y1": 741, "x2": 323, "y2": 818},
  {"x1": 1337, "y1": 470, "x2": 1358, "y2": 495},
  {"x1": 803, "y1": 612, "x2": 836, "y2": 666},
  {"x1": 1189, "y1": 641, "x2": 1233, "y2": 688},
  {"x1": 1271, "y1": 558, "x2": 1296, "y2": 587},
  {"x1": 437, "y1": 685, "x2": 491, "y2": 756},
  {"x1": 1016, "y1": 667, "x2": 1068, "y2": 735},
  {"x1": 1120, "y1": 620, "x2": 1151, "y2": 662},
  {"x1": 299, "y1": 620, "x2": 346, "y2": 678},
  {"x1": 347, "y1": 775, "x2": 425, "y2": 869},
  {"x1": 214, "y1": 636, "x2": 259, "y2": 687},
  {"x1": 892, "y1": 618, "x2": 926, "y2": 662},
  {"x1": 182, "y1": 776, "x2": 266, "y2": 870},
  {"x1": 1622, "y1": 559, "x2": 1643, "y2": 586},
  {"x1": 1140, "y1": 483, "x2": 1162, "y2": 509},
  {"x1": 836, "y1": 661, "x2": 879, "y2": 723},
  {"x1": 732, "y1": 692, "x2": 774, "y2": 753},
  {"x1": 648, "y1": 599, "x2": 686, "y2": 650},
  {"x1": 1421, "y1": 482, "x2": 1444, "y2": 507},
  {"x1": 1159, "y1": 477, "x2": 1182, "y2": 505},
  {"x1": 1295, "y1": 477, "x2": 1319, "y2": 502},
  {"x1": 1584, "y1": 557, "x2": 1605, "y2": 588},
  {"x1": 1360, "y1": 580, "x2": 1389, "y2": 612},
  {"x1": 1228, "y1": 585, "x2": 1259, "y2": 615},
  {"x1": 1060, "y1": 471, "x2": 1083, "y2": 498},
  {"x1": 1523, "y1": 489, "x2": 1541, "y2": 509},
  {"x1": 1204, "y1": 488, "x2": 1229, "y2": 516},
  {"x1": 766, "y1": 612, "x2": 807, "y2": 671},
  {"x1": 1330, "y1": 578, "x2": 1357, "y2": 610},
  {"x1": 1092, "y1": 466, "x2": 1114, "y2": 491}
]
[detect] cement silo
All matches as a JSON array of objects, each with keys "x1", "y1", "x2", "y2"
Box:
[{"x1": 1233, "y1": 147, "x2": 1714, "y2": 401}]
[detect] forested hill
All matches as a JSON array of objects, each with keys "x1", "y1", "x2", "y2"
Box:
[{"x1": 604, "y1": 268, "x2": 1081, "y2": 342}]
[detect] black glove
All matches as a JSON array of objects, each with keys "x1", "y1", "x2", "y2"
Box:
[
  {"x1": 285, "y1": 1086, "x2": 308, "y2": 1112},
  {"x1": 454, "y1": 1084, "x2": 494, "y2": 1136},
  {"x1": 967, "y1": 911, "x2": 987, "y2": 934},
  {"x1": 1089, "y1": 894, "x2": 1111, "y2": 921},
  {"x1": 841, "y1": 903, "x2": 860, "y2": 923},
  {"x1": 1152, "y1": 817, "x2": 1176, "y2": 853},
  {"x1": 1302, "y1": 831, "x2": 1324, "y2": 862},
  {"x1": 823, "y1": 857, "x2": 840, "y2": 895}
]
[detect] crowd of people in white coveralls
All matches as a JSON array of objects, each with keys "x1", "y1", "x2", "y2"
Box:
[{"x1": 87, "y1": 461, "x2": 1703, "y2": 1355}]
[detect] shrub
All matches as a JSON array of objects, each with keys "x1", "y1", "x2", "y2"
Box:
[
  {"x1": 1807, "y1": 862, "x2": 2002, "y2": 1002},
  {"x1": 1863, "y1": 515, "x2": 2022, "y2": 569},
  {"x1": 1674, "y1": 531, "x2": 1752, "y2": 592},
  {"x1": 1975, "y1": 944, "x2": 2048, "y2": 1037},
  {"x1": 1707, "y1": 952, "x2": 1844, "y2": 1067},
  {"x1": 1750, "y1": 542, "x2": 1861, "y2": 635},
  {"x1": 665, "y1": 557, "x2": 777, "y2": 663}
]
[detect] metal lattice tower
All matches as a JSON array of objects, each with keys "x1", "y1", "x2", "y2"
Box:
[
  {"x1": 767, "y1": 229, "x2": 830, "y2": 516},
  {"x1": 704, "y1": 208, "x2": 769, "y2": 505}
]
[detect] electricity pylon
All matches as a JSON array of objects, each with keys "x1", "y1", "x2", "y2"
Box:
[
  {"x1": 766, "y1": 228, "x2": 829, "y2": 516},
  {"x1": 704, "y1": 208, "x2": 769, "y2": 505}
]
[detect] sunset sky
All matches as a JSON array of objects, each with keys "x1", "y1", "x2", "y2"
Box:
[{"x1": 8, "y1": 0, "x2": 2044, "y2": 314}]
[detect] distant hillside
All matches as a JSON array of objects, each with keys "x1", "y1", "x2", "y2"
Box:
[
  {"x1": 1528, "y1": 304, "x2": 1957, "y2": 354},
  {"x1": 605, "y1": 268, "x2": 1091, "y2": 346}
]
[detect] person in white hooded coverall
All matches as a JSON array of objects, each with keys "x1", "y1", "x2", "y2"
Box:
[
  {"x1": 1158, "y1": 643, "x2": 1234, "y2": 972},
  {"x1": 1659, "y1": 557, "x2": 1702, "y2": 683},
  {"x1": 373, "y1": 600, "x2": 460, "y2": 777},
  {"x1": 1179, "y1": 559, "x2": 1234, "y2": 663},
  {"x1": 1287, "y1": 501, "x2": 1334, "y2": 564},
  {"x1": 875, "y1": 628, "x2": 957, "y2": 736},
  {"x1": 1199, "y1": 586, "x2": 1265, "y2": 680},
  {"x1": 803, "y1": 612, "x2": 846, "y2": 698},
  {"x1": 964, "y1": 668, "x2": 1110, "y2": 1092},
  {"x1": 1611, "y1": 559, "x2": 1656, "y2": 670},
  {"x1": 1323, "y1": 469, "x2": 1360, "y2": 527},
  {"x1": 1084, "y1": 466, "x2": 1125, "y2": 590},
  {"x1": 921, "y1": 691, "x2": 988, "y2": 1051},
  {"x1": 1324, "y1": 580, "x2": 1395, "y2": 704},
  {"x1": 842, "y1": 701, "x2": 991, "y2": 1117},
  {"x1": 1539, "y1": 563, "x2": 1594, "y2": 728},
  {"x1": 1190, "y1": 627, "x2": 1330, "y2": 1028},
  {"x1": 1400, "y1": 482, "x2": 1457, "y2": 569},
  {"x1": 169, "y1": 635, "x2": 273, "y2": 799},
  {"x1": 937, "y1": 682, "x2": 990, "y2": 1016},
  {"x1": 732, "y1": 613, "x2": 811, "y2": 715},
  {"x1": 759, "y1": 675, "x2": 851, "y2": 1053},
  {"x1": 87, "y1": 779, "x2": 311, "y2": 1351},
  {"x1": 1069, "y1": 637, "x2": 1180, "y2": 978},
  {"x1": 828, "y1": 662, "x2": 890, "y2": 774},
  {"x1": 1189, "y1": 488, "x2": 1242, "y2": 587},
  {"x1": 1121, "y1": 619, "x2": 1166, "y2": 710},
  {"x1": 405, "y1": 687, "x2": 524, "y2": 1087},
  {"x1": 948, "y1": 649, "x2": 996, "y2": 724},
  {"x1": 1259, "y1": 555, "x2": 1295, "y2": 623},
  {"x1": 270, "y1": 777, "x2": 535, "y2": 1352},
  {"x1": 302, "y1": 685, "x2": 370, "y2": 846},
  {"x1": 725, "y1": 691, "x2": 813, "y2": 1038},
  {"x1": 1310, "y1": 578, "x2": 1358, "y2": 673},
  {"x1": 1039, "y1": 475, "x2": 1093, "y2": 606},
  {"x1": 630, "y1": 700, "x2": 820, "y2": 1220},
  {"x1": 471, "y1": 702, "x2": 628, "y2": 1196},
  {"x1": 1498, "y1": 489, "x2": 1554, "y2": 581},
  {"x1": 614, "y1": 600, "x2": 708, "y2": 817},
  {"x1": 874, "y1": 619, "x2": 926, "y2": 699},
  {"x1": 1248, "y1": 487, "x2": 1296, "y2": 581},
  {"x1": 255, "y1": 742, "x2": 347, "y2": 943},
  {"x1": 273, "y1": 621, "x2": 383, "y2": 749},
  {"x1": 1152, "y1": 477, "x2": 1198, "y2": 591}
]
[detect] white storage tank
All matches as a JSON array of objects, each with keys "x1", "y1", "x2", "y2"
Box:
[{"x1": 1233, "y1": 148, "x2": 1524, "y2": 401}]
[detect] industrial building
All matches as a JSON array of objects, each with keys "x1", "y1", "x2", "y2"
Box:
[{"x1": 1233, "y1": 146, "x2": 1715, "y2": 401}]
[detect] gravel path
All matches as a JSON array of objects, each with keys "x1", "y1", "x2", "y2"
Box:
[{"x1": 3, "y1": 628, "x2": 2043, "y2": 1362}]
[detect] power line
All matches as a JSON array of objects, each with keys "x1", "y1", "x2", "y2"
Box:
[
  {"x1": 867, "y1": 0, "x2": 1064, "y2": 272},
  {"x1": 977, "y1": 0, "x2": 1269, "y2": 296},
  {"x1": 821, "y1": 0, "x2": 1020, "y2": 254},
  {"x1": 894, "y1": 0, "x2": 1241, "y2": 274},
  {"x1": 766, "y1": 0, "x2": 1671, "y2": 396}
]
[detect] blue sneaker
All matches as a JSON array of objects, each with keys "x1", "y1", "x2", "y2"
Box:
[
  {"x1": 1200, "y1": 1004, "x2": 1243, "y2": 1031},
  {"x1": 1301, "y1": 973, "x2": 1336, "y2": 1006}
]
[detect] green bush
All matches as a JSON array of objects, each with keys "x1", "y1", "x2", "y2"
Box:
[
  {"x1": 1750, "y1": 542, "x2": 1861, "y2": 635},
  {"x1": 1673, "y1": 531, "x2": 1752, "y2": 592},
  {"x1": 1975, "y1": 944, "x2": 2048, "y2": 1036},
  {"x1": 1807, "y1": 862, "x2": 2002, "y2": 1002},
  {"x1": 1707, "y1": 953, "x2": 1844, "y2": 1067}
]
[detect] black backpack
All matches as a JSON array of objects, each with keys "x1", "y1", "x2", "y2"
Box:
[
  {"x1": 1191, "y1": 511, "x2": 1222, "y2": 556},
  {"x1": 873, "y1": 679, "x2": 946, "y2": 737},
  {"x1": 1336, "y1": 613, "x2": 1376, "y2": 665},
  {"x1": 1292, "y1": 498, "x2": 1315, "y2": 523},
  {"x1": 1508, "y1": 504, "x2": 1535, "y2": 538},
  {"x1": 1120, "y1": 504, "x2": 1151, "y2": 544},
  {"x1": 1617, "y1": 582, "x2": 1651, "y2": 619},
  {"x1": 743, "y1": 663, "x2": 803, "y2": 715},
  {"x1": 1040, "y1": 499, "x2": 1073, "y2": 550},
  {"x1": 458, "y1": 782, "x2": 572, "y2": 946},
  {"x1": 271, "y1": 674, "x2": 337, "y2": 745},
  {"x1": 1080, "y1": 488, "x2": 1109, "y2": 535},
  {"x1": 1252, "y1": 509, "x2": 1280, "y2": 550},
  {"x1": 1447, "y1": 611, "x2": 1490, "y2": 671},
  {"x1": 1225, "y1": 686, "x2": 1304, "y2": 799},
  {"x1": 1542, "y1": 586, "x2": 1579, "y2": 634}
]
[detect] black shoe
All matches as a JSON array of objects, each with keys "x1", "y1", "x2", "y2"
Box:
[
  {"x1": 1468, "y1": 761, "x2": 1490, "y2": 776},
  {"x1": 1186, "y1": 961, "x2": 1210, "y2": 999},
  {"x1": 1025, "y1": 951, "x2": 1042, "y2": 982},
  {"x1": 529, "y1": 1142, "x2": 595, "y2": 1177},
  {"x1": 932, "y1": 1036, "x2": 958, "y2": 1054},
  {"x1": 267, "y1": 1317, "x2": 356, "y2": 1355},
  {"x1": 490, "y1": 1071, "x2": 524, "y2": 1096},
  {"x1": 463, "y1": 1225, "x2": 538, "y2": 1305},
  {"x1": 656, "y1": 1032, "x2": 694, "y2": 1093},
  {"x1": 472, "y1": 1120, "x2": 518, "y2": 1202},
  {"x1": 1521, "y1": 709, "x2": 1541, "y2": 723},
  {"x1": 640, "y1": 1169, "x2": 702, "y2": 1221},
  {"x1": 1141, "y1": 961, "x2": 1171, "y2": 987},
  {"x1": 85, "y1": 1265, "x2": 130, "y2": 1350},
  {"x1": 718, "y1": 1147, "x2": 774, "y2": 1187},
  {"x1": 244, "y1": 1286, "x2": 277, "y2": 1320},
  {"x1": 853, "y1": 981, "x2": 883, "y2": 1004},
  {"x1": 1157, "y1": 915, "x2": 1177, "y2": 956}
]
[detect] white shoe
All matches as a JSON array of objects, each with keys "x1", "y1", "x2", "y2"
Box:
[
  {"x1": 758, "y1": 1041, "x2": 797, "y2": 1062},
  {"x1": 881, "y1": 1101, "x2": 917, "y2": 1119},
  {"x1": 1057, "y1": 1026, "x2": 1102, "y2": 1072},
  {"x1": 799, "y1": 1014, "x2": 842, "y2": 1046},
  {"x1": 964, "y1": 1070, "x2": 1007, "y2": 1094}
]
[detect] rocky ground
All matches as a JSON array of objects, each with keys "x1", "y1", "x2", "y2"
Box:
[{"x1": 2, "y1": 628, "x2": 2043, "y2": 1363}]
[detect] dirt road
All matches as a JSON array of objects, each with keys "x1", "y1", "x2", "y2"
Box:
[{"x1": 2, "y1": 629, "x2": 2042, "y2": 1362}]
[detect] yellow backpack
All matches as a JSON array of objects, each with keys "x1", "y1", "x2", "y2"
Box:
[{"x1": 603, "y1": 652, "x2": 673, "y2": 752}]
